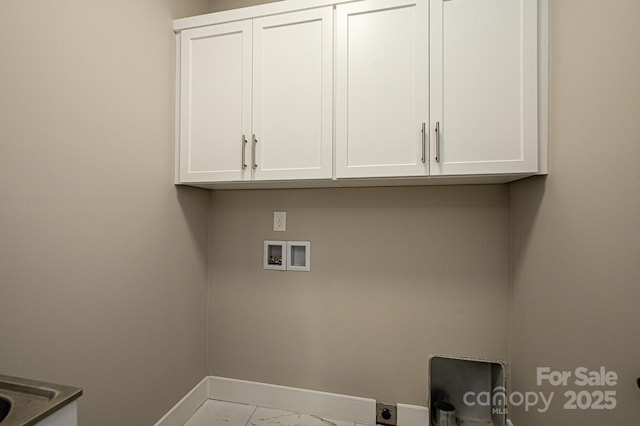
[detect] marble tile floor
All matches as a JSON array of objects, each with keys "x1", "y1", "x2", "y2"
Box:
[{"x1": 183, "y1": 399, "x2": 371, "y2": 426}]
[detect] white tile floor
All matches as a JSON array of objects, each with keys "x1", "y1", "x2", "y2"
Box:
[{"x1": 184, "y1": 399, "x2": 371, "y2": 426}]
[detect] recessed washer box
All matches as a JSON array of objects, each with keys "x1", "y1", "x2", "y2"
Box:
[
  {"x1": 264, "y1": 241, "x2": 286, "y2": 271},
  {"x1": 287, "y1": 241, "x2": 310, "y2": 272}
]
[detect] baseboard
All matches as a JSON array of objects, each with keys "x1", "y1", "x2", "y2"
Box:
[
  {"x1": 397, "y1": 403, "x2": 429, "y2": 425},
  {"x1": 155, "y1": 376, "x2": 429, "y2": 426},
  {"x1": 154, "y1": 377, "x2": 208, "y2": 426}
]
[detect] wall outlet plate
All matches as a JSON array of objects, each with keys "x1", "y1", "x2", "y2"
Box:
[
  {"x1": 376, "y1": 402, "x2": 397, "y2": 426},
  {"x1": 273, "y1": 211, "x2": 286, "y2": 231}
]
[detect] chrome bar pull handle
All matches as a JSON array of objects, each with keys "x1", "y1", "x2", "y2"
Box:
[
  {"x1": 435, "y1": 121, "x2": 441, "y2": 163},
  {"x1": 241, "y1": 135, "x2": 247, "y2": 169},
  {"x1": 252, "y1": 134, "x2": 258, "y2": 170},
  {"x1": 421, "y1": 122, "x2": 426, "y2": 164}
]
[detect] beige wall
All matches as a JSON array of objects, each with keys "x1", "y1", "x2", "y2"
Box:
[
  {"x1": 510, "y1": 1, "x2": 640, "y2": 424},
  {"x1": 208, "y1": 186, "x2": 511, "y2": 405},
  {"x1": 3, "y1": 0, "x2": 636, "y2": 424},
  {"x1": 0, "y1": 0, "x2": 211, "y2": 424}
]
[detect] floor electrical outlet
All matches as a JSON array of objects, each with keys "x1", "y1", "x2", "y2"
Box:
[{"x1": 376, "y1": 402, "x2": 397, "y2": 426}]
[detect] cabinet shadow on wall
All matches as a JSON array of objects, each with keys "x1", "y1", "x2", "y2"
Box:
[
  {"x1": 509, "y1": 175, "x2": 547, "y2": 276},
  {"x1": 175, "y1": 185, "x2": 210, "y2": 266}
]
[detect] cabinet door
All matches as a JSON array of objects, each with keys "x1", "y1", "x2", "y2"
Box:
[
  {"x1": 336, "y1": 0, "x2": 429, "y2": 179},
  {"x1": 179, "y1": 21, "x2": 252, "y2": 183},
  {"x1": 429, "y1": 0, "x2": 538, "y2": 176},
  {"x1": 252, "y1": 7, "x2": 333, "y2": 181}
]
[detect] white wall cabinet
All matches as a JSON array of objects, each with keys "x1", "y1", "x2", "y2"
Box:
[
  {"x1": 174, "y1": 0, "x2": 546, "y2": 188},
  {"x1": 252, "y1": 8, "x2": 333, "y2": 181},
  {"x1": 429, "y1": 0, "x2": 539, "y2": 176},
  {"x1": 179, "y1": 21, "x2": 252, "y2": 183},
  {"x1": 178, "y1": 7, "x2": 333, "y2": 184},
  {"x1": 335, "y1": 0, "x2": 429, "y2": 179}
]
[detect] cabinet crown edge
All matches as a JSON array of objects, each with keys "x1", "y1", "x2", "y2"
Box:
[{"x1": 174, "y1": 0, "x2": 357, "y2": 32}]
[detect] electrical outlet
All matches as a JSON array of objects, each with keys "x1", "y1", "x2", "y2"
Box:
[
  {"x1": 273, "y1": 211, "x2": 286, "y2": 232},
  {"x1": 376, "y1": 402, "x2": 397, "y2": 426}
]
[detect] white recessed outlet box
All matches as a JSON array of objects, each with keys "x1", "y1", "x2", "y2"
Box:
[
  {"x1": 287, "y1": 241, "x2": 311, "y2": 272},
  {"x1": 263, "y1": 241, "x2": 310, "y2": 272},
  {"x1": 264, "y1": 241, "x2": 286, "y2": 271}
]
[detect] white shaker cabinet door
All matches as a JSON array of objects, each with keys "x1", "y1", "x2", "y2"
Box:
[
  {"x1": 336, "y1": 0, "x2": 429, "y2": 178},
  {"x1": 252, "y1": 7, "x2": 333, "y2": 181},
  {"x1": 179, "y1": 21, "x2": 252, "y2": 183},
  {"x1": 429, "y1": 0, "x2": 539, "y2": 176}
]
